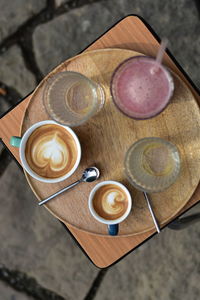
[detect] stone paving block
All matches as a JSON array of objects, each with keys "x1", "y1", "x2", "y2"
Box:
[
  {"x1": 94, "y1": 204, "x2": 200, "y2": 300},
  {"x1": 0, "y1": 45, "x2": 36, "y2": 97},
  {"x1": 55, "y1": 0, "x2": 70, "y2": 8},
  {"x1": 0, "y1": 161, "x2": 98, "y2": 299},
  {"x1": 0, "y1": 0, "x2": 46, "y2": 43},
  {"x1": 0, "y1": 280, "x2": 33, "y2": 300},
  {"x1": 0, "y1": 143, "x2": 3, "y2": 153},
  {"x1": 0, "y1": 95, "x2": 9, "y2": 116},
  {"x1": 0, "y1": 95, "x2": 9, "y2": 153},
  {"x1": 33, "y1": 2, "x2": 118, "y2": 76},
  {"x1": 33, "y1": 0, "x2": 199, "y2": 88}
]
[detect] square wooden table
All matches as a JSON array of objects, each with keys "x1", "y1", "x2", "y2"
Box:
[{"x1": 0, "y1": 15, "x2": 200, "y2": 268}]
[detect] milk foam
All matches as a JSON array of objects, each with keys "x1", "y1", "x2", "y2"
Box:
[
  {"x1": 102, "y1": 190, "x2": 126, "y2": 215},
  {"x1": 32, "y1": 133, "x2": 68, "y2": 172},
  {"x1": 92, "y1": 184, "x2": 129, "y2": 220},
  {"x1": 107, "y1": 192, "x2": 118, "y2": 205},
  {"x1": 25, "y1": 124, "x2": 78, "y2": 179}
]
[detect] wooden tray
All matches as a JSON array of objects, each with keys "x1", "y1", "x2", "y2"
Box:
[{"x1": 22, "y1": 48, "x2": 200, "y2": 236}]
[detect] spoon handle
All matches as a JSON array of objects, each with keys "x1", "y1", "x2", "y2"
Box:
[
  {"x1": 38, "y1": 179, "x2": 82, "y2": 206},
  {"x1": 143, "y1": 192, "x2": 161, "y2": 233}
]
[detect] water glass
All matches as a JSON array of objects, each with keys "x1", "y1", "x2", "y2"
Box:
[{"x1": 43, "y1": 71, "x2": 105, "y2": 127}]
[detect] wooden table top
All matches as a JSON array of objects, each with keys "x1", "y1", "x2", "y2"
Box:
[{"x1": 0, "y1": 15, "x2": 200, "y2": 268}]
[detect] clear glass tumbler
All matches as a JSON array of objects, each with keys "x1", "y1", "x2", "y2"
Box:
[
  {"x1": 124, "y1": 137, "x2": 181, "y2": 193},
  {"x1": 43, "y1": 71, "x2": 105, "y2": 127}
]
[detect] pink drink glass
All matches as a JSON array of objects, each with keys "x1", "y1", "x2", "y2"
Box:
[{"x1": 111, "y1": 56, "x2": 174, "y2": 120}]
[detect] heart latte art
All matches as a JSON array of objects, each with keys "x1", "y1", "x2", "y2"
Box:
[
  {"x1": 93, "y1": 184, "x2": 129, "y2": 220},
  {"x1": 25, "y1": 124, "x2": 78, "y2": 178}
]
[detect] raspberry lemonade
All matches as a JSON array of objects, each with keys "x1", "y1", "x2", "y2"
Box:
[{"x1": 111, "y1": 56, "x2": 174, "y2": 119}]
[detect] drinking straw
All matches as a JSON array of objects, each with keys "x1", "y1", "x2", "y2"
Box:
[{"x1": 150, "y1": 38, "x2": 168, "y2": 74}]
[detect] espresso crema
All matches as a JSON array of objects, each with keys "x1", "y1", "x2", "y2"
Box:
[
  {"x1": 93, "y1": 184, "x2": 128, "y2": 220},
  {"x1": 25, "y1": 124, "x2": 78, "y2": 178}
]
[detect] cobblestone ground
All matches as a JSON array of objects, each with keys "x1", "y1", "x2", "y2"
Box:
[{"x1": 0, "y1": 0, "x2": 200, "y2": 299}]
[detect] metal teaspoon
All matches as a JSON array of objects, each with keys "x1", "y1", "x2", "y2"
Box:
[{"x1": 38, "y1": 167, "x2": 100, "y2": 206}]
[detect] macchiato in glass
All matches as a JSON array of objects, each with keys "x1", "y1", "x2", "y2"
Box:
[{"x1": 124, "y1": 137, "x2": 180, "y2": 193}]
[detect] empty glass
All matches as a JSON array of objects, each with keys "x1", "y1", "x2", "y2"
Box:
[
  {"x1": 124, "y1": 137, "x2": 181, "y2": 193},
  {"x1": 43, "y1": 71, "x2": 105, "y2": 127}
]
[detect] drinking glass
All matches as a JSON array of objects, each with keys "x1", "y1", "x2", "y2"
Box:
[
  {"x1": 43, "y1": 71, "x2": 105, "y2": 127},
  {"x1": 110, "y1": 56, "x2": 174, "y2": 120},
  {"x1": 124, "y1": 137, "x2": 181, "y2": 193}
]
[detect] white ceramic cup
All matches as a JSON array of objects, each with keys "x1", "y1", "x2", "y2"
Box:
[
  {"x1": 88, "y1": 180, "x2": 132, "y2": 236},
  {"x1": 10, "y1": 120, "x2": 81, "y2": 183}
]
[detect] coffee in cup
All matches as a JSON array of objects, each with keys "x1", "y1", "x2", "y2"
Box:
[
  {"x1": 89, "y1": 181, "x2": 132, "y2": 236},
  {"x1": 10, "y1": 120, "x2": 81, "y2": 183},
  {"x1": 25, "y1": 124, "x2": 78, "y2": 179},
  {"x1": 92, "y1": 184, "x2": 129, "y2": 220}
]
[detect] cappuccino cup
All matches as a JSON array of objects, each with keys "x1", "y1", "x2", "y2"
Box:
[
  {"x1": 10, "y1": 120, "x2": 81, "y2": 183},
  {"x1": 89, "y1": 181, "x2": 132, "y2": 236}
]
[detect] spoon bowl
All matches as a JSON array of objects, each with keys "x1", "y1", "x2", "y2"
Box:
[{"x1": 82, "y1": 167, "x2": 100, "y2": 182}]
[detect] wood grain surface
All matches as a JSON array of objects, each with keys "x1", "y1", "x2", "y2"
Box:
[
  {"x1": 22, "y1": 48, "x2": 200, "y2": 237},
  {"x1": 0, "y1": 16, "x2": 200, "y2": 268}
]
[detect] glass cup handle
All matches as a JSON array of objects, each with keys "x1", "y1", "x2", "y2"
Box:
[
  {"x1": 108, "y1": 224, "x2": 119, "y2": 236},
  {"x1": 10, "y1": 136, "x2": 22, "y2": 148}
]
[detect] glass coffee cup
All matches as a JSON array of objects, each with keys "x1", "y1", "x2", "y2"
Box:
[{"x1": 124, "y1": 137, "x2": 181, "y2": 193}]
